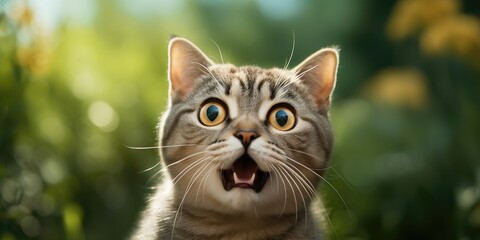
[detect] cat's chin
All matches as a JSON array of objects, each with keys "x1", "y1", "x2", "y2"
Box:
[{"x1": 220, "y1": 154, "x2": 269, "y2": 193}]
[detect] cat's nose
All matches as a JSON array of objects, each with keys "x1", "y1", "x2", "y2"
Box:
[{"x1": 235, "y1": 131, "x2": 258, "y2": 148}]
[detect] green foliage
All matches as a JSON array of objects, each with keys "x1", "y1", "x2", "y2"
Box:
[{"x1": 1, "y1": 0, "x2": 480, "y2": 239}]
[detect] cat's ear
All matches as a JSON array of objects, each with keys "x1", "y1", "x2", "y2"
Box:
[
  {"x1": 292, "y1": 47, "x2": 339, "y2": 111},
  {"x1": 168, "y1": 37, "x2": 214, "y2": 101}
]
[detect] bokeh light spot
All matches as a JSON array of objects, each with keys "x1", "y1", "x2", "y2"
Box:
[
  {"x1": 88, "y1": 101, "x2": 119, "y2": 132},
  {"x1": 1, "y1": 180, "x2": 22, "y2": 204},
  {"x1": 20, "y1": 171, "x2": 43, "y2": 197},
  {"x1": 40, "y1": 158, "x2": 66, "y2": 184},
  {"x1": 21, "y1": 216, "x2": 41, "y2": 237}
]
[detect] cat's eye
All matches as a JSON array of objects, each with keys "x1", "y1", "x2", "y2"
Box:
[
  {"x1": 268, "y1": 105, "x2": 296, "y2": 131},
  {"x1": 198, "y1": 100, "x2": 227, "y2": 126}
]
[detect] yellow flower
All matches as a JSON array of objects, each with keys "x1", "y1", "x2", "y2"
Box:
[
  {"x1": 6, "y1": 0, "x2": 33, "y2": 26},
  {"x1": 387, "y1": 0, "x2": 460, "y2": 41},
  {"x1": 5, "y1": 0, "x2": 51, "y2": 75},
  {"x1": 16, "y1": 34, "x2": 50, "y2": 75},
  {"x1": 364, "y1": 68, "x2": 429, "y2": 110},
  {"x1": 420, "y1": 15, "x2": 480, "y2": 66}
]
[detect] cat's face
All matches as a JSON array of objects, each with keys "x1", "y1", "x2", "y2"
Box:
[{"x1": 159, "y1": 38, "x2": 338, "y2": 217}]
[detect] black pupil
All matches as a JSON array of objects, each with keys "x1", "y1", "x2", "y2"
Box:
[
  {"x1": 206, "y1": 105, "x2": 219, "y2": 121},
  {"x1": 275, "y1": 110, "x2": 289, "y2": 127}
]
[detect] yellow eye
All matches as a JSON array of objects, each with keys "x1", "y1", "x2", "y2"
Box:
[
  {"x1": 268, "y1": 106, "x2": 296, "y2": 131},
  {"x1": 199, "y1": 100, "x2": 227, "y2": 126}
]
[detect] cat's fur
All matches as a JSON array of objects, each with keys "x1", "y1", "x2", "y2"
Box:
[{"x1": 131, "y1": 37, "x2": 339, "y2": 240}]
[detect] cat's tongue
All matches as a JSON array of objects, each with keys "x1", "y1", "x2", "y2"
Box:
[
  {"x1": 233, "y1": 155, "x2": 257, "y2": 186},
  {"x1": 233, "y1": 172, "x2": 255, "y2": 186}
]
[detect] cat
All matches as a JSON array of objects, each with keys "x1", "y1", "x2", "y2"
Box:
[{"x1": 131, "y1": 36, "x2": 339, "y2": 240}]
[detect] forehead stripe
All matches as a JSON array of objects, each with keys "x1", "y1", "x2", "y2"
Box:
[
  {"x1": 257, "y1": 78, "x2": 266, "y2": 92},
  {"x1": 224, "y1": 82, "x2": 231, "y2": 95},
  {"x1": 247, "y1": 78, "x2": 255, "y2": 97},
  {"x1": 269, "y1": 81, "x2": 277, "y2": 99},
  {"x1": 239, "y1": 79, "x2": 247, "y2": 91}
]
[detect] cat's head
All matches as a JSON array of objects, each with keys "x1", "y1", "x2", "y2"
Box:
[{"x1": 159, "y1": 37, "x2": 338, "y2": 217}]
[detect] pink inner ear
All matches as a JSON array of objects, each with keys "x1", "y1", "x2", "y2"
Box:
[
  {"x1": 168, "y1": 38, "x2": 213, "y2": 101},
  {"x1": 293, "y1": 48, "x2": 339, "y2": 110}
]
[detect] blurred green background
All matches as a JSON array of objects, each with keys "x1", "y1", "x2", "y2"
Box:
[{"x1": 1, "y1": 0, "x2": 480, "y2": 239}]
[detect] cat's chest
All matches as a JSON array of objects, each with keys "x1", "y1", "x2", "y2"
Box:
[{"x1": 164, "y1": 207, "x2": 320, "y2": 240}]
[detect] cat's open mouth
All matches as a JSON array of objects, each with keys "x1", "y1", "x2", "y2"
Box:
[{"x1": 221, "y1": 154, "x2": 269, "y2": 193}]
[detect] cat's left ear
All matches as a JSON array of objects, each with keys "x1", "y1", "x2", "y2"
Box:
[
  {"x1": 292, "y1": 47, "x2": 339, "y2": 112},
  {"x1": 168, "y1": 37, "x2": 214, "y2": 101}
]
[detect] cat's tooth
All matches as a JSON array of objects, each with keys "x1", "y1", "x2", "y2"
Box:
[
  {"x1": 248, "y1": 172, "x2": 255, "y2": 185},
  {"x1": 233, "y1": 172, "x2": 239, "y2": 184}
]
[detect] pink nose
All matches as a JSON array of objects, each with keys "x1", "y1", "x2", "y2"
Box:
[{"x1": 235, "y1": 131, "x2": 258, "y2": 147}]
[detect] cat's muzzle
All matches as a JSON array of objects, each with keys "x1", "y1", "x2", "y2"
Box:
[{"x1": 221, "y1": 154, "x2": 269, "y2": 193}]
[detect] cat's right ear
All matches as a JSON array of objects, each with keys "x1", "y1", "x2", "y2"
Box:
[{"x1": 168, "y1": 37, "x2": 213, "y2": 102}]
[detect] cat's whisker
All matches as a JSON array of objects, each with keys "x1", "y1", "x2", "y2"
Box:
[
  {"x1": 284, "y1": 30, "x2": 296, "y2": 70},
  {"x1": 331, "y1": 168, "x2": 357, "y2": 194},
  {"x1": 141, "y1": 147, "x2": 207, "y2": 175},
  {"x1": 155, "y1": 154, "x2": 209, "y2": 187},
  {"x1": 140, "y1": 161, "x2": 161, "y2": 174},
  {"x1": 151, "y1": 152, "x2": 209, "y2": 188},
  {"x1": 279, "y1": 160, "x2": 321, "y2": 230},
  {"x1": 263, "y1": 162, "x2": 276, "y2": 194},
  {"x1": 162, "y1": 151, "x2": 209, "y2": 171},
  {"x1": 126, "y1": 146, "x2": 160, "y2": 150},
  {"x1": 167, "y1": 157, "x2": 209, "y2": 194},
  {"x1": 276, "y1": 159, "x2": 314, "y2": 197},
  {"x1": 179, "y1": 156, "x2": 215, "y2": 212},
  {"x1": 284, "y1": 155, "x2": 353, "y2": 219},
  {"x1": 317, "y1": 196, "x2": 340, "y2": 240},
  {"x1": 196, "y1": 66, "x2": 218, "y2": 83},
  {"x1": 146, "y1": 164, "x2": 168, "y2": 187},
  {"x1": 169, "y1": 156, "x2": 210, "y2": 190},
  {"x1": 125, "y1": 143, "x2": 204, "y2": 150},
  {"x1": 193, "y1": 62, "x2": 227, "y2": 89},
  {"x1": 276, "y1": 166, "x2": 299, "y2": 224},
  {"x1": 276, "y1": 174, "x2": 289, "y2": 218},
  {"x1": 194, "y1": 61, "x2": 221, "y2": 79},
  {"x1": 188, "y1": 159, "x2": 215, "y2": 207},
  {"x1": 278, "y1": 160, "x2": 317, "y2": 200},
  {"x1": 277, "y1": 157, "x2": 322, "y2": 229},
  {"x1": 266, "y1": 162, "x2": 288, "y2": 217},
  {"x1": 283, "y1": 149, "x2": 337, "y2": 171},
  {"x1": 277, "y1": 162, "x2": 309, "y2": 228},
  {"x1": 211, "y1": 39, "x2": 225, "y2": 64},
  {"x1": 197, "y1": 68, "x2": 225, "y2": 90},
  {"x1": 284, "y1": 147, "x2": 323, "y2": 161},
  {"x1": 171, "y1": 156, "x2": 214, "y2": 240},
  {"x1": 201, "y1": 162, "x2": 221, "y2": 202},
  {"x1": 275, "y1": 72, "x2": 300, "y2": 97},
  {"x1": 194, "y1": 157, "x2": 220, "y2": 204},
  {"x1": 294, "y1": 64, "x2": 319, "y2": 81},
  {"x1": 278, "y1": 78, "x2": 297, "y2": 92}
]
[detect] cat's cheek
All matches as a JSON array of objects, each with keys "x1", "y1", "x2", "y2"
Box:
[{"x1": 247, "y1": 138, "x2": 278, "y2": 171}]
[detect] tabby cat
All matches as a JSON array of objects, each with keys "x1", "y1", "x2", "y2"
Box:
[{"x1": 131, "y1": 37, "x2": 339, "y2": 240}]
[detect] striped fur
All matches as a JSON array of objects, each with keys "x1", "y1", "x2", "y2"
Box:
[{"x1": 132, "y1": 38, "x2": 338, "y2": 240}]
